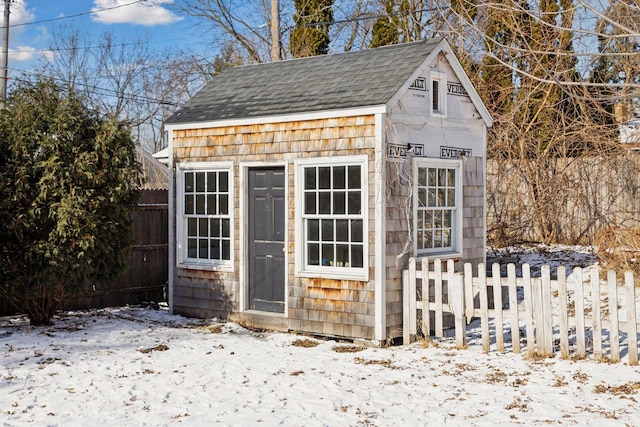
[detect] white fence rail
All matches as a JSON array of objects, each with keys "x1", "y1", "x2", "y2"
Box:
[{"x1": 402, "y1": 258, "x2": 639, "y2": 365}]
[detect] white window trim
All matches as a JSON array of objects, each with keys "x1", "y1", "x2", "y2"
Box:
[
  {"x1": 176, "y1": 161, "x2": 234, "y2": 271},
  {"x1": 413, "y1": 158, "x2": 462, "y2": 257},
  {"x1": 430, "y1": 71, "x2": 447, "y2": 118},
  {"x1": 295, "y1": 155, "x2": 369, "y2": 281}
]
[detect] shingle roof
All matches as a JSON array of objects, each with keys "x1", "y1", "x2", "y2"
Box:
[{"x1": 166, "y1": 38, "x2": 442, "y2": 124}]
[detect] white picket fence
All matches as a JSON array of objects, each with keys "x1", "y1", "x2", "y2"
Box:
[{"x1": 402, "y1": 257, "x2": 639, "y2": 365}]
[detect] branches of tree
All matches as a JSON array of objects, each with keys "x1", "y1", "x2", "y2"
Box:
[
  {"x1": 35, "y1": 26, "x2": 214, "y2": 153},
  {"x1": 435, "y1": 0, "x2": 640, "y2": 245}
]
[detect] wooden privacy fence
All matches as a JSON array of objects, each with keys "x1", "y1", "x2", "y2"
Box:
[
  {"x1": 66, "y1": 189, "x2": 168, "y2": 310},
  {"x1": 1, "y1": 190, "x2": 168, "y2": 316},
  {"x1": 403, "y1": 258, "x2": 639, "y2": 365}
]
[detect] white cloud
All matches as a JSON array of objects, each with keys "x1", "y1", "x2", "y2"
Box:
[
  {"x1": 9, "y1": 45, "x2": 55, "y2": 63},
  {"x1": 91, "y1": 0, "x2": 182, "y2": 26},
  {"x1": 9, "y1": 46, "x2": 37, "y2": 62},
  {"x1": 2, "y1": 0, "x2": 36, "y2": 37}
]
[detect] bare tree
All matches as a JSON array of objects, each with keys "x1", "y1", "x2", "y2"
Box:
[
  {"x1": 174, "y1": 0, "x2": 275, "y2": 63},
  {"x1": 39, "y1": 27, "x2": 212, "y2": 152},
  {"x1": 433, "y1": 0, "x2": 640, "y2": 246}
]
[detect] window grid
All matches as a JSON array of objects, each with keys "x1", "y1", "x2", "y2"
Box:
[
  {"x1": 432, "y1": 79, "x2": 440, "y2": 112},
  {"x1": 416, "y1": 166, "x2": 456, "y2": 251},
  {"x1": 303, "y1": 164, "x2": 364, "y2": 269},
  {"x1": 430, "y1": 72, "x2": 447, "y2": 117},
  {"x1": 183, "y1": 170, "x2": 231, "y2": 262}
]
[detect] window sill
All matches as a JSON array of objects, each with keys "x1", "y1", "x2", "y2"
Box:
[
  {"x1": 415, "y1": 251, "x2": 462, "y2": 261},
  {"x1": 177, "y1": 262, "x2": 234, "y2": 273},
  {"x1": 296, "y1": 269, "x2": 369, "y2": 282}
]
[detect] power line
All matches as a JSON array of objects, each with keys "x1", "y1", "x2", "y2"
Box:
[
  {"x1": 9, "y1": 69, "x2": 181, "y2": 107},
  {"x1": 2, "y1": 0, "x2": 148, "y2": 29}
]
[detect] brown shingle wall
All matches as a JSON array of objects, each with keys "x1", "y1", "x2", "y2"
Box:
[
  {"x1": 172, "y1": 116, "x2": 377, "y2": 339},
  {"x1": 462, "y1": 156, "x2": 485, "y2": 269},
  {"x1": 383, "y1": 162, "x2": 413, "y2": 339}
]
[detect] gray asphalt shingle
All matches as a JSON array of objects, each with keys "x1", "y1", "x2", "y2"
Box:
[{"x1": 166, "y1": 39, "x2": 442, "y2": 124}]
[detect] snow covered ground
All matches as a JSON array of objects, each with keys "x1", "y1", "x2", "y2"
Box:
[{"x1": 1, "y1": 245, "x2": 639, "y2": 426}]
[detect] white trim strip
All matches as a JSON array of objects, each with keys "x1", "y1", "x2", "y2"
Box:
[{"x1": 374, "y1": 112, "x2": 386, "y2": 341}]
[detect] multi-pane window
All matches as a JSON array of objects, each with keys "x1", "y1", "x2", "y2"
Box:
[
  {"x1": 301, "y1": 162, "x2": 365, "y2": 270},
  {"x1": 183, "y1": 169, "x2": 231, "y2": 264},
  {"x1": 415, "y1": 162, "x2": 459, "y2": 253}
]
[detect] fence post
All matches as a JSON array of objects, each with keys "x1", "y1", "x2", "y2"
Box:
[
  {"x1": 452, "y1": 272, "x2": 466, "y2": 349},
  {"x1": 625, "y1": 271, "x2": 638, "y2": 366},
  {"x1": 403, "y1": 266, "x2": 411, "y2": 345},
  {"x1": 409, "y1": 257, "x2": 417, "y2": 339},
  {"x1": 608, "y1": 270, "x2": 620, "y2": 363}
]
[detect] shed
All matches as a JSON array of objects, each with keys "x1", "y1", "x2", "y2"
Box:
[{"x1": 164, "y1": 38, "x2": 492, "y2": 342}]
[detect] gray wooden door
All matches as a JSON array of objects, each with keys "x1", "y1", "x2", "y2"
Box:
[{"x1": 248, "y1": 167, "x2": 285, "y2": 313}]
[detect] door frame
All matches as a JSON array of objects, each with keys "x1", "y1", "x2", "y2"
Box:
[{"x1": 239, "y1": 161, "x2": 288, "y2": 315}]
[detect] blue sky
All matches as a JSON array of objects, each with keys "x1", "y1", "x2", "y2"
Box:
[{"x1": 4, "y1": 0, "x2": 207, "y2": 74}]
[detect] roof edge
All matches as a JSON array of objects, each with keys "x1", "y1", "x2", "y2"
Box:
[{"x1": 164, "y1": 105, "x2": 388, "y2": 131}]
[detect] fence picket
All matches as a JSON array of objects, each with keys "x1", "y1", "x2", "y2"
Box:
[
  {"x1": 434, "y1": 259, "x2": 443, "y2": 337},
  {"x1": 591, "y1": 268, "x2": 603, "y2": 360},
  {"x1": 574, "y1": 267, "x2": 587, "y2": 359},
  {"x1": 492, "y1": 262, "x2": 504, "y2": 352},
  {"x1": 478, "y1": 263, "x2": 490, "y2": 353},
  {"x1": 522, "y1": 264, "x2": 535, "y2": 357},
  {"x1": 447, "y1": 259, "x2": 456, "y2": 328},
  {"x1": 403, "y1": 268, "x2": 411, "y2": 345},
  {"x1": 608, "y1": 270, "x2": 620, "y2": 363},
  {"x1": 557, "y1": 266, "x2": 569, "y2": 359},
  {"x1": 452, "y1": 273, "x2": 466, "y2": 349},
  {"x1": 421, "y1": 257, "x2": 429, "y2": 339},
  {"x1": 532, "y1": 269, "x2": 544, "y2": 355},
  {"x1": 464, "y1": 263, "x2": 474, "y2": 323},
  {"x1": 507, "y1": 263, "x2": 520, "y2": 354},
  {"x1": 626, "y1": 272, "x2": 638, "y2": 366},
  {"x1": 411, "y1": 258, "x2": 418, "y2": 336},
  {"x1": 541, "y1": 265, "x2": 553, "y2": 357}
]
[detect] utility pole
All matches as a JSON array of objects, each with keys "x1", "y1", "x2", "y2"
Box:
[
  {"x1": 270, "y1": 0, "x2": 280, "y2": 62},
  {"x1": 0, "y1": 0, "x2": 9, "y2": 110}
]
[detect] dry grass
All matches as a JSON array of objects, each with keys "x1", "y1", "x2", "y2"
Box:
[
  {"x1": 594, "y1": 381, "x2": 640, "y2": 396},
  {"x1": 196, "y1": 324, "x2": 224, "y2": 333},
  {"x1": 292, "y1": 338, "x2": 320, "y2": 348},
  {"x1": 333, "y1": 345, "x2": 366, "y2": 353},
  {"x1": 594, "y1": 227, "x2": 640, "y2": 281},
  {"x1": 139, "y1": 344, "x2": 169, "y2": 354},
  {"x1": 354, "y1": 357, "x2": 392, "y2": 368}
]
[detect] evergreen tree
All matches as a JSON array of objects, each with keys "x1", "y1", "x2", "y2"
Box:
[
  {"x1": 370, "y1": 0, "x2": 399, "y2": 48},
  {"x1": 0, "y1": 79, "x2": 140, "y2": 325},
  {"x1": 290, "y1": 0, "x2": 333, "y2": 57}
]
